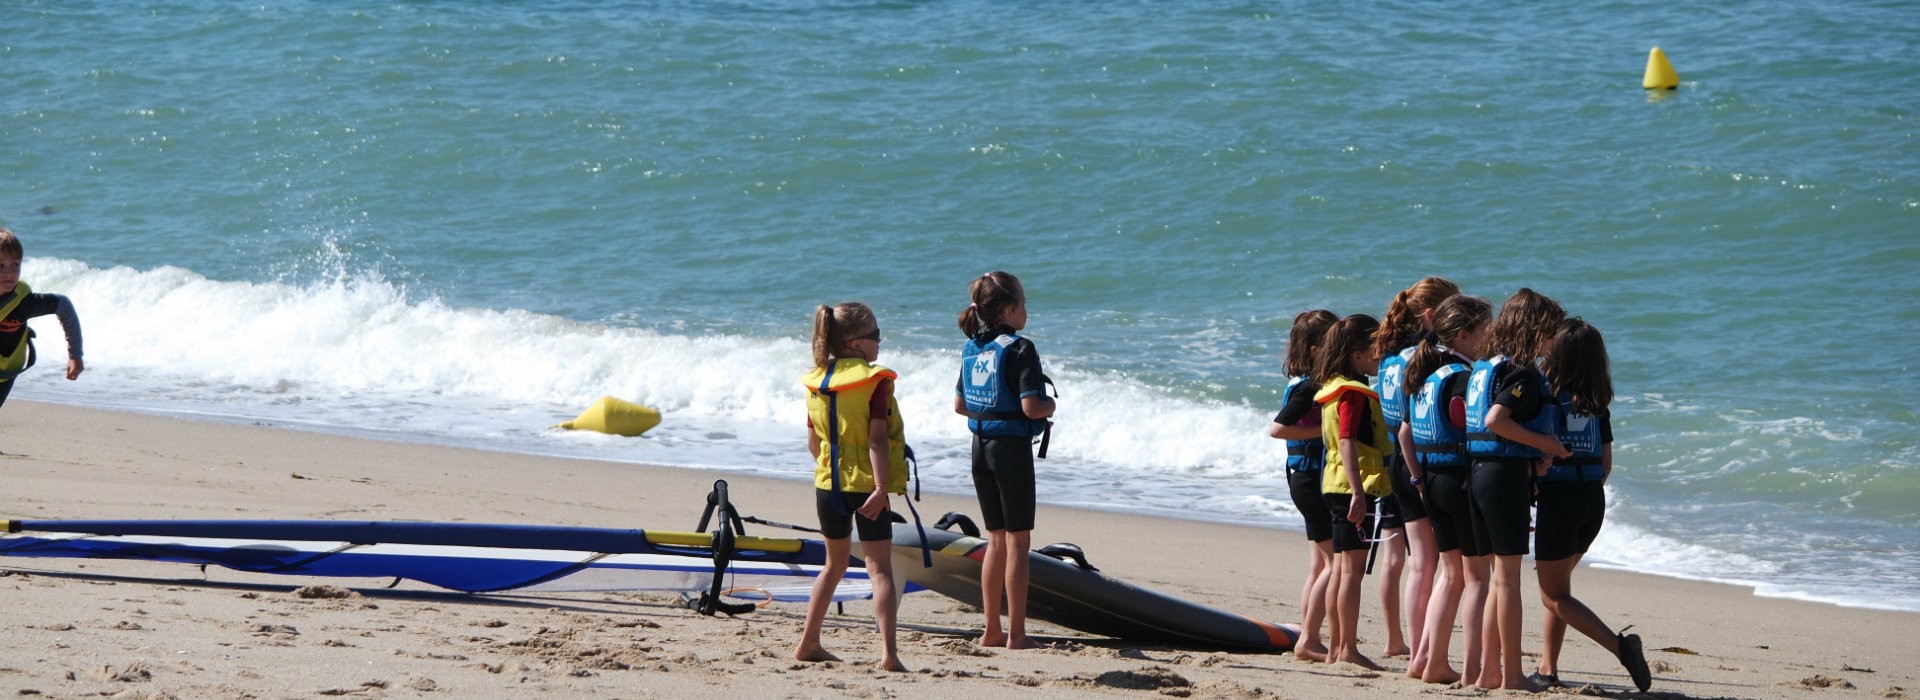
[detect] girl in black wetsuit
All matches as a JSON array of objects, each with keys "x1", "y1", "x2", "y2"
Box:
[
  {"x1": 1400, "y1": 294, "x2": 1493, "y2": 685},
  {"x1": 1267, "y1": 308, "x2": 1338, "y2": 661},
  {"x1": 1466, "y1": 289, "x2": 1569, "y2": 691},
  {"x1": 1532, "y1": 318, "x2": 1652, "y2": 692},
  {"x1": 954, "y1": 271, "x2": 1055, "y2": 650}
]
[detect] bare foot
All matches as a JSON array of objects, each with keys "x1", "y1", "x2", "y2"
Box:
[
  {"x1": 1006, "y1": 635, "x2": 1046, "y2": 650},
  {"x1": 1385, "y1": 645, "x2": 1412, "y2": 658},
  {"x1": 975, "y1": 633, "x2": 1005, "y2": 647},
  {"x1": 879, "y1": 658, "x2": 909, "y2": 673},
  {"x1": 794, "y1": 645, "x2": 841, "y2": 663},
  {"x1": 1501, "y1": 676, "x2": 1546, "y2": 693},
  {"x1": 1334, "y1": 648, "x2": 1386, "y2": 671},
  {"x1": 1421, "y1": 666, "x2": 1462, "y2": 685},
  {"x1": 1294, "y1": 642, "x2": 1329, "y2": 662}
]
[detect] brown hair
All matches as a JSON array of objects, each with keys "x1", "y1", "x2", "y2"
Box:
[
  {"x1": 1404, "y1": 294, "x2": 1493, "y2": 390},
  {"x1": 1372, "y1": 276, "x2": 1460, "y2": 362},
  {"x1": 0, "y1": 228, "x2": 20, "y2": 260},
  {"x1": 957, "y1": 271, "x2": 1025, "y2": 336},
  {"x1": 1483, "y1": 288, "x2": 1566, "y2": 366},
  {"x1": 811, "y1": 302, "x2": 878, "y2": 368},
  {"x1": 1543, "y1": 318, "x2": 1612, "y2": 415},
  {"x1": 1285, "y1": 309, "x2": 1339, "y2": 377},
  {"x1": 1312, "y1": 314, "x2": 1381, "y2": 385}
]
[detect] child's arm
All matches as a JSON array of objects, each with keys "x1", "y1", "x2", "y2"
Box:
[
  {"x1": 1396, "y1": 421, "x2": 1419, "y2": 483},
  {"x1": 1337, "y1": 437, "x2": 1367, "y2": 525},
  {"x1": 1020, "y1": 393, "x2": 1055, "y2": 420},
  {"x1": 1269, "y1": 422, "x2": 1317, "y2": 440},
  {"x1": 48, "y1": 294, "x2": 83, "y2": 380},
  {"x1": 859, "y1": 416, "x2": 891, "y2": 519},
  {"x1": 1485, "y1": 405, "x2": 1571, "y2": 458}
]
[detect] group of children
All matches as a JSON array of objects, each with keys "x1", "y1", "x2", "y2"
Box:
[
  {"x1": 795, "y1": 271, "x2": 1053, "y2": 672},
  {"x1": 1272, "y1": 277, "x2": 1653, "y2": 692}
]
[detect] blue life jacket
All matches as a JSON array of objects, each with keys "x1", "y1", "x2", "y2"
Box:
[
  {"x1": 1376, "y1": 346, "x2": 1414, "y2": 448},
  {"x1": 1539, "y1": 391, "x2": 1606, "y2": 483},
  {"x1": 1409, "y1": 360, "x2": 1471, "y2": 470},
  {"x1": 1282, "y1": 376, "x2": 1325, "y2": 473},
  {"x1": 1465, "y1": 355, "x2": 1554, "y2": 459},
  {"x1": 960, "y1": 332, "x2": 1048, "y2": 437}
]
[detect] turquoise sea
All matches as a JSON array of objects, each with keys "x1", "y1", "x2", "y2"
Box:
[{"x1": 4, "y1": 1, "x2": 1917, "y2": 610}]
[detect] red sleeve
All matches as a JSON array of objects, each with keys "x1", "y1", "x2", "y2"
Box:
[
  {"x1": 867, "y1": 378, "x2": 893, "y2": 421},
  {"x1": 1448, "y1": 395, "x2": 1467, "y2": 430},
  {"x1": 1337, "y1": 392, "x2": 1366, "y2": 440}
]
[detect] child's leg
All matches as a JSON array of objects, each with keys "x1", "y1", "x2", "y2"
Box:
[
  {"x1": 860, "y1": 539, "x2": 907, "y2": 672},
  {"x1": 1378, "y1": 526, "x2": 1408, "y2": 656},
  {"x1": 796, "y1": 537, "x2": 853, "y2": 662},
  {"x1": 1490, "y1": 553, "x2": 1540, "y2": 690},
  {"x1": 1418, "y1": 549, "x2": 1464, "y2": 684},
  {"x1": 977, "y1": 529, "x2": 1008, "y2": 646},
  {"x1": 1536, "y1": 553, "x2": 1617, "y2": 675},
  {"x1": 1296, "y1": 541, "x2": 1333, "y2": 661},
  {"x1": 1332, "y1": 549, "x2": 1382, "y2": 670},
  {"x1": 1004, "y1": 529, "x2": 1042, "y2": 649},
  {"x1": 1460, "y1": 554, "x2": 1490, "y2": 684},
  {"x1": 1402, "y1": 517, "x2": 1437, "y2": 666}
]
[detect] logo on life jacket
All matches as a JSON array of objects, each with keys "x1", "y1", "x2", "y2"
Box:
[
  {"x1": 969, "y1": 352, "x2": 997, "y2": 386},
  {"x1": 0, "y1": 320, "x2": 20, "y2": 333},
  {"x1": 1565, "y1": 412, "x2": 1591, "y2": 433}
]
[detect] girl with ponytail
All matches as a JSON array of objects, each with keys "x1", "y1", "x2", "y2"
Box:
[
  {"x1": 1370, "y1": 276, "x2": 1461, "y2": 664},
  {"x1": 1397, "y1": 294, "x2": 1493, "y2": 684},
  {"x1": 954, "y1": 272, "x2": 1056, "y2": 649},
  {"x1": 796, "y1": 302, "x2": 909, "y2": 672}
]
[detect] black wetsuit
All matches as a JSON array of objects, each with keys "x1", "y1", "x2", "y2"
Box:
[
  {"x1": 0, "y1": 287, "x2": 83, "y2": 408},
  {"x1": 1274, "y1": 378, "x2": 1333, "y2": 542},
  {"x1": 959, "y1": 325, "x2": 1049, "y2": 533}
]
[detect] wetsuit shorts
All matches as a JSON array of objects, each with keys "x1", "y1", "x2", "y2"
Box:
[
  {"x1": 1534, "y1": 481, "x2": 1606, "y2": 562},
  {"x1": 1422, "y1": 465, "x2": 1476, "y2": 556},
  {"x1": 1469, "y1": 458, "x2": 1534, "y2": 557},
  {"x1": 1387, "y1": 453, "x2": 1429, "y2": 523},
  {"x1": 1288, "y1": 468, "x2": 1334, "y2": 542},
  {"x1": 972, "y1": 433, "x2": 1037, "y2": 532},
  {"x1": 1324, "y1": 492, "x2": 1376, "y2": 554},
  {"x1": 815, "y1": 489, "x2": 894, "y2": 542}
]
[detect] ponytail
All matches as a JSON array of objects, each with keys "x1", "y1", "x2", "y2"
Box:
[
  {"x1": 958, "y1": 271, "x2": 1026, "y2": 336},
  {"x1": 1405, "y1": 294, "x2": 1492, "y2": 388},
  {"x1": 1312, "y1": 314, "x2": 1382, "y2": 385},
  {"x1": 812, "y1": 302, "x2": 878, "y2": 368},
  {"x1": 1372, "y1": 276, "x2": 1460, "y2": 362}
]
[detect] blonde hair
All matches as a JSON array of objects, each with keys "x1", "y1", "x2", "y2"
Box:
[
  {"x1": 957, "y1": 271, "x2": 1025, "y2": 336},
  {"x1": 811, "y1": 302, "x2": 878, "y2": 368},
  {"x1": 1372, "y1": 276, "x2": 1460, "y2": 362}
]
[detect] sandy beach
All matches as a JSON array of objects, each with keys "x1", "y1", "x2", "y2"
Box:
[{"x1": 1, "y1": 400, "x2": 1913, "y2": 699}]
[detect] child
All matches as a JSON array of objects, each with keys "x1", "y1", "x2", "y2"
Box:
[
  {"x1": 1267, "y1": 309, "x2": 1339, "y2": 662},
  {"x1": 954, "y1": 271, "x2": 1055, "y2": 649},
  {"x1": 1371, "y1": 276, "x2": 1459, "y2": 663},
  {"x1": 1400, "y1": 294, "x2": 1493, "y2": 684},
  {"x1": 0, "y1": 227, "x2": 85, "y2": 409},
  {"x1": 796, "y1": 302, "x2": 908, "y2": 672},
  {"x1": 1532, "y1": 318, "x2": 1652, "y2": 692},
  {"x1": 1463, "y1": 288, "x2": 1570, "y2": 691},
  {"x1": 1312, "y1": 313, "x2": 1392, "y2": 671}
]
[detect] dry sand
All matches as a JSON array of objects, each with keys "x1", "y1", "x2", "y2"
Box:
[{"x1": 2, "y1": 401, "x2": 1914, "y2": 699}]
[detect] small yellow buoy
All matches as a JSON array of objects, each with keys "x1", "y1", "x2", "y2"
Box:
[
  {"x1": 557, "y1": 396, "x2": 662, "y2": 437},
  {"x1": 1643, "y1": 47, "x2": 1679, "y2": 90}
]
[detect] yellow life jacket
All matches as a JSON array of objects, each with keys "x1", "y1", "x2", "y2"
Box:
[
  {"x1": 802, "y1": 357, "x2": 908, "y2": 495},
  {"x1": 1315, "y1": 374, "x2": 1393, "y2": 497},
  {"x1": 0, "y1": 282, "x2": 35, "y2": 377}
]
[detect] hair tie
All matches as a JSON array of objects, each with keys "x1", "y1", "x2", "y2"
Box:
[
  {"x1": 970, "y1": 303, "x2": 978, "y2": 309},
  {"x1": 1420, "y1": 329, "x2": 1441, "y2": 344}
]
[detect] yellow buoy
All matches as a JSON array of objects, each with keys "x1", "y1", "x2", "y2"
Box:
[
  {"x1": 1643, "y1": 47, "x2": 1679, "y2": 90},
  {"x1": 557, "y1": 396, "x2": 661, "y2": 437}
]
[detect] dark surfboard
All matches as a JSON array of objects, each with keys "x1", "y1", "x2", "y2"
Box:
[{"x1": 891, "y1": 522, "x2": 1298, "y2": 651}]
